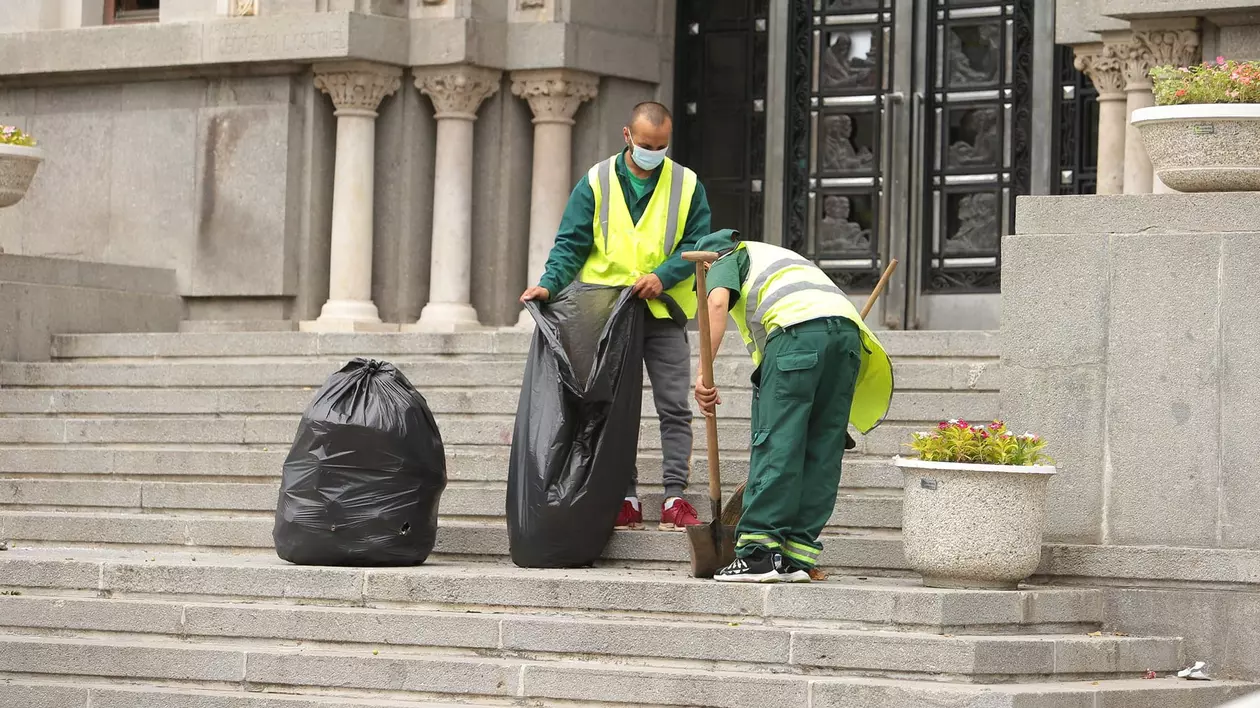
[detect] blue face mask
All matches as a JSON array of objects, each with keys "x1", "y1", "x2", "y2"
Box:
[{"x1": 629, "y1": 139, "x2": 668, "y2": 171}]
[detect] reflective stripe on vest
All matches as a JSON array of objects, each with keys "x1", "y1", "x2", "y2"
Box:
[
  {"x1": 581, "y1": 154, "x2": 698, "y2": 320},
  {"x1": 727, "y1": 240, "x2": 894, "y2": 433}
]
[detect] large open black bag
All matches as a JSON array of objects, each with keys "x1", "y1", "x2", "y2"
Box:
[
  {"x1": 508, "y1": 285, "x2": 646, "y2": 568},
  {"x1": 274, "y1": 358, "x2": 447, "y2": 566}
]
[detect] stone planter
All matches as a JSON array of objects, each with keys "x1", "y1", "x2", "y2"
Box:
[
  {"x1": 0, "y1": 143, "x2": 44, "y2": 208},
  {"x1": 1132, "y1": 104, "x2": 1260, "y2": 192},
  {"x1": 895, "y1": 457, "x2": 1055, "y2": 590}
]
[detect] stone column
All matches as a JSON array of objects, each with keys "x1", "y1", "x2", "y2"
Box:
[
  {"x1": 510, "y1": 69, "x2": 599, "y2": 329},
  {"x1": 1074, "y1": 45, "x2": 1128, "y2": 196},
  {"x1": 301, "y1": 62, "x2": 402, "y2": 333},
  {"x1": 1128, "y1": 28, "x2": 1201, "y2": 194},
  {"x1": 409, "y1": 65, "x2": 503, "y2": 332}
]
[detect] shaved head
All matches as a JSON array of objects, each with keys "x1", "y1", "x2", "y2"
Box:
[{"x1": 630, "y1": 101, "x2": 673, "y2": 128}]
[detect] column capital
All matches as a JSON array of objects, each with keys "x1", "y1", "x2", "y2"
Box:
[
  {"x1": 1111, "y1": 29, "x2": 1200, "y2": 91},
  {"x1": 313, "y1": 62, "x2": 403, "y2": 118},
  {"x1": 414, "y1": 64, "x2": 503, "y2": 121},
  {"x1": 1073, "y1": 44, "x2": 1126, "y2": 99},
  {"x1": 510, "y1": 69, "x2": 600, "y2": 125}
]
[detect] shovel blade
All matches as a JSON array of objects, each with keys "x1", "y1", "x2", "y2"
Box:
[{"x1": 687, "y1": 522, "x2": 737, "y2": 579}]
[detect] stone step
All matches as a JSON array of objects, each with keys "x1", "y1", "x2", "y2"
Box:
[
  {"x1": 0, "y1": 633, "x2": 1230, "y2": 707},
  {"x1": 0, "y1": 479, "x2": 904, "y2": 529},
  {"x1": 0, "y1": 595, "x2": 1177, "y2": 678},
  {"x1": 0, "y1": 357, "x2": 1001, "y2": 392},
  {"x1": 0, "y1": 416, "x2": 928, "y2": 455},
  {"x1": 0, "y1": 387, "x2": 999, "y2": 423},
  {"x1": 0, "y1": 548, "x2": 1101, "y2": 632},
  {"x1": 2, "y1": 674, "x2": 1249, "y2": 708},
  {"x1": 0, "y1": 512, "x2": 907, "y2": 568},
  {"x1": 0, "y1": 446, "x2": 906, "y2": 489},
  {"x1": 49, "y1": 329, "x2": 1001, "y2": 360}
]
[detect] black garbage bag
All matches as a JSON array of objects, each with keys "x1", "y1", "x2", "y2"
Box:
[
  {"x1": 274, "y1": 358, "x2": 447, "y2": 567},
  {"x1": 508, "y1": 284, "x2": 646, "y2": 568}
]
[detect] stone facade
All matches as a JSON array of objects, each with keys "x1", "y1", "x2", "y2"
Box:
[{"x1": 0, "y1": 0, "x2": 673, "y2": 329}]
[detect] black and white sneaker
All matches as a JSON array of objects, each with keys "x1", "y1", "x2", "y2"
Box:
[
  {"x1": 777, "y1": 559, "x2": 811, "y2": 583},
  {"x1": 714, "y1": 552, "x2": 782, "y2": 583}
]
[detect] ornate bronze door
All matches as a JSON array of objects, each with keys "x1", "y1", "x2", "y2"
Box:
[{"x1": 783, "y1": 0, "x2": 1035, "y2": 329}]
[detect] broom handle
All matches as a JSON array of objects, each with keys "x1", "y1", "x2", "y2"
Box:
[
  {"x1": 862, "y1": 259, "x2": 899, "y2": 319},
  {"x1": 694, "y1": 261, "x2": 722, "y2": 519}
]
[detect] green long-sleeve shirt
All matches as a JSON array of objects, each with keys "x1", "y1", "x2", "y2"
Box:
[{"x1": 537, "y1": 151, "x2": 712, "y2": 296}]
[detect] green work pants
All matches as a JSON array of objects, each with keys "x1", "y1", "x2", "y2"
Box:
[{"x1": 736, "y1": 317, "x2": 862, "y2": 569}]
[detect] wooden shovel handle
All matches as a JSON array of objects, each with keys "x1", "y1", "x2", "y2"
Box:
[
  {"x1": 693, "y1": 259, "x2": 723, "y2": 508},
  {"x1": 860, "y1": 259, "x2": 899, "y2": 319}
]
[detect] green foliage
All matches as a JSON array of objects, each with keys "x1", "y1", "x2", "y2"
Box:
[
  {"x1": 0, "y1": 125, "x2": 36, "y2": 147},
  {"x1": 907, "y1": 420, "x2": 1052, "y2": 466},
  {"x1": 1151, "y1": 57, "x2": 1260, "y2": 105}
]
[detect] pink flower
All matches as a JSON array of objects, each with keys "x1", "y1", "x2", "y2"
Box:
[
  {"x1": 1176, "y1": 88, "x2": 1188, "y2": 97},
  {"x1": 1218, "y1": 55, "x2": 1227, "y2": 65},
  {"x1": 989, "y1": 420, "x2": 1005, "y2": 431}
]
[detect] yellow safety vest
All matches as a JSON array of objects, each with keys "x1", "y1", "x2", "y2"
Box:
[
  {"x1": 726, "y1": 241, "x2": 893, "y2": 433},
  {"x1": 578, "y1": 154, "x2": 699, "y2": 320}
]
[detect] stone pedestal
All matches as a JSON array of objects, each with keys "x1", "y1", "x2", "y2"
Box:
[
  {"x1": 1074, "y1": 45, "x2": 1127, "y2": 196},
  {"x1": 409, "y1": 65, "x2": 502, "y2": 333},
  {"x1": 301, "y1": 62, "x2": 402, "y2": 333},
  {"x1": 510, "y1": 69, "x2": 599, "y2": 329}
]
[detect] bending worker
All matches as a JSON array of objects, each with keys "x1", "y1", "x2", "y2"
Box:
[
  {"x1": 691, "y1": 229, "x2": 894, "y2": 582},
  {"x1": 519, "y1": 101, "x2": 710, "y2": 532}
]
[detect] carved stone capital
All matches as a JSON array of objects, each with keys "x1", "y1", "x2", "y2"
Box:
[
  {"x1": 1074, "y1": 44, "x2": 1126, "y2": 99},
  {"x1": 414, "y1": 65, "x2": 503, "y2": 121},
  {"x1": 1135, "y1": 29, "x2": 1201, "y2": 72},
  {"x1": 510, "y1": 69, "x2": 599, "y2": 125},
  {"x1": 314, "y1": 62, "x2": 402, "y2": 117}
]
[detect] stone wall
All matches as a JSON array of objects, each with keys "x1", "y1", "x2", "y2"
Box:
[
  {"x1": 0, "y1": 254, "x2": 181, "y2": 361},
  {"x1": 1006, "y1": 193, "x2": 1260, "y2": 549}
]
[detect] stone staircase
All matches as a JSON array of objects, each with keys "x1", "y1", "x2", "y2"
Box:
[{"x1": 0, "y1": 329, "x2": 1253, "y2": 707}]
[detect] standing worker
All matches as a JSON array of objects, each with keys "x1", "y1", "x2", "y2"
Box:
[
  {"x1": 519, "y1": 101, "x2": 711, "y2": 532},
  {"x1": 690, "y1": 229, "x2": 894, "y2": 582}
]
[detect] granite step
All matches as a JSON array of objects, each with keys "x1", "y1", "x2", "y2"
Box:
[
  {"x1": 0, "y1": 681, "x2": 507, "y2": 708},
  {"x1": 49, "y1": 329, "x2": 1001, "y2": 360},
  {"x1": 0, "y1": 548, "x2": 1100, "y2": 633},
  {"x1": 0, "y1": 357, "x2": 1001, "y2": 391},
  {"x1": 0, "y1": 416, "x2": 929, "y2": 456},
  {"x1": 0, "y1": 512, "x2": 907, "y2": 568},
  {"x1": 0, "y1": 387, "x2": 999, "y2": 423},
  {"x1": 0, "y1": 595, "x2": 1178, "y2": 679},
  {"x1": 0, "y1": 479, "x2": 904, "y2": 529},
  {"x1": 0, "y1": 446, "x2": 906, "y2": 489}
]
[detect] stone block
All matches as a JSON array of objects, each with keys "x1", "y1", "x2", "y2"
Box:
[
  {"x1": 243, "y1": 651, "x2": 518, "y2": 695},
  {"x1": 765, "y1": 583, "x2": 896, "y2": 624},
  {"x1": 811, "y1": 679, "x2": 1094, "y2": 708},
  {"x1": 102, "y1": 560, "x2": 364, "y2": 601},
  {"x1": 0, "y1": 418, "x2": 66, "y2": 443},
  {"x1": 0, "y1": 596, "x2": 183, "y2": 634},
  {"x1": 160, "y1": 0, "x2": 222, "y2": 23},
  {"x1": 1224, "y1": 592, "x2": 1260, "y2": 679},
  {"x1": 244, "y1": 417, "x2": 301, "y2": 444},
  {"x1": 1000, "y1": 362, "x2": 1107, "y2": 543},
  {"x1": 1, "y1": 512, "x2": 188, "y2": 546},
  {"x1": 1, "y1": 479, "x2": 143, "y2": 508},
  {"x1": 0, "y1": 683, "x2": 89, "y2": 708},
  {"x1": 1002, "y1": 233, "x2": 1109, "y2": 368},
  {"x1": 1017, "y1": 194, "x2": 1260, "y2": 236},
  {"x1": 1105, "y1": 233, "x2": 1220, "y2": 547},
  {"x1": 520, "y1": 664, "x2": 807, "y2": 707},
  {"x1": 1096, "y1": 683, "x2": 1260, "y2": 708},
  {"x1": 789, "y1": 632, "x2": 991, "y2": 674},
  {"x1": 51, "y1": 389, "x2": 221, "y2": 415},
  {"x1": 112, "y1": 449, "x2": 284, "y2": 478},
  {"x1": 1100, "y1": 0, "x2": 1260, "y2": 19},
  {"x1": 0, "y1": 447, "x2": 114, "y2": 475},
  {"x1": 201, "y1": 12, "x2": 350, "y2": 64},
  {"x1": 1104, "y1": 589, "x2": 1227, "y2": 676},
  {"x1": 85, "y1": 687, "x2": 483, "y2": 708},
  {"x1": 105, "y1": 109, "x2": 197, "y2": 278},
  {"x1": 0, "y1": 636, "x2": 245, "y2": 681},
  {"x1": 1056, "y1": 0, "x2": 1128, "y2": 44},
  {"x1": 1219, "y1": 233, "x2": 1260, "y2": 549},
  {"x1": 503, "y1": 616, "x2": 789, "y2": 663},
  {"x1": 1037, "y1": 544, "x2": 1260, "y2": 585},
  {"x1": 14, "y1": 112, "x2": 113, "y2": 259},
  {"x1": 184, "y1": 604, "x2": 500, "y2": 648},
  {"x1": 0, "y1": 557, "x2": 101, "y2": 591},
  {"x1": 64, "y1": 418, "x2": 247, "y2": 444},
  {"x1": 141, "y1": 482, "x2": 276, "y2": 511},
  {"x1": 1051, "y1": 636, "x2": 1181, "y2": 675},
  {"x1": 185, "y1": 517, "x2": 274, "y2": 548},
  {"x1": 190, "y1": 103, "x2": 298, "y2": 297}
]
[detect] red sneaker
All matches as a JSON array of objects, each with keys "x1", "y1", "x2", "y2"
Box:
[
  {"x1": 614, "y1": 500, "x2": 643, "y2": 530},
  {"x1": 659, "y1": 497, "x2": 702, "y2": 531}
]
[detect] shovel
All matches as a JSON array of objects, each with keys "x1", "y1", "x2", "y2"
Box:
[{"x1": 681, "y1": 250, "x2": 736, "y2": 578}]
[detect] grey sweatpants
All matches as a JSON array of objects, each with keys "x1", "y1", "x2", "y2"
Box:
[{"x1": 628, "y1": 316, "x2": 694, "y2": 500}]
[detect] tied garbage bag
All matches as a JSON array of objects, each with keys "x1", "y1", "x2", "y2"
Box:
[
  {"x1": 508, "y1": 284, "x2": 646, "y2": 568},
  {"x1": 274, "y1": 358, "x2": 447, "y2": 567}
]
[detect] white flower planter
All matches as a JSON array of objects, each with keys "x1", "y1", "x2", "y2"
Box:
[
  {"x1": 895, "y1": 457, "x2": 1055, "y2": 590},
  {"x1": 1132, "y1": 104, "x2": 1260, "y2": 192},
  {"x1": 0, "y1": 143, "x2": 44, "y2": 208}
]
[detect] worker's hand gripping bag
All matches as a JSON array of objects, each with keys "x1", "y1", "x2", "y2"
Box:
[
  {"x1": 274, "y1": 358, "x2": 447, "y2": 566},
  {"x1": 508, "y1": 284, "x2": 646, "y2": 568}
]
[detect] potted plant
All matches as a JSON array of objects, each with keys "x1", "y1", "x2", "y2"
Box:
[
  {"x1": 1133, "y1": 57, "x2": 1260, "y2": 192},
  {"x1": 0, "y1": 125, "x2": 44, "y2": 208},
  {"x1": 894, "y1": 420, "x2": 1055, "y2": 590}
]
